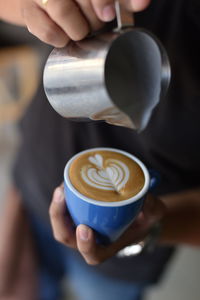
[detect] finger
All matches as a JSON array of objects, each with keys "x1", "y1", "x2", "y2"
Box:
[
  {"x1": 129, "y1": 0, "x2": 151, "y2": 11},
  {"x1": 39, "y1": 0, "x2": 90, "y2": 41},
  {"x1": 76, "y1": 0, "x2": 103, "y2": 31},
  {"x1": 91, "y1": 0, "x2": 116, "y2": 22},
  {"x1": 77, "y1": 218, "x2": 151, "y2": 265},
  {"x1": 100, "y1": 220, "x2": 150, "y2": 260},
  {"x1": 23, "y1": 3, "x2": 69, "y2": 47},
  {"x1": 76, "y1": 225, "x2": 106, "y2": 265},
  {"x1": 91, "y1": 0, "x2": 151, "y2": 22},
  {"x1": 49, "y1": 187, "x2": 77, "y2": 248},
  {"x1": 76, "y1": 224, "x2": 130, "y2": 265},
  {"x1": 143, "y1": 194, "x2": 166, "y2": 224}
]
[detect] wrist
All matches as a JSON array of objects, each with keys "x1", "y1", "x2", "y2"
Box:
[{"x1": 117, "y1": 221, "x2": 162, "y2": 257}]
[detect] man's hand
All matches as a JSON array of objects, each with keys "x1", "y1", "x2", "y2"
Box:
[
  {"x1": 20, "y1": 0, "x2": 151, "y2": 47},
  {"x1": 49, "y1": 185, "x2": 165, "y2": 265}
]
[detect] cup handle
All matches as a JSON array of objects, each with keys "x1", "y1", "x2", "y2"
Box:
[{"x1": 148, "y1": 169, "x2": 161, "y2": 191}]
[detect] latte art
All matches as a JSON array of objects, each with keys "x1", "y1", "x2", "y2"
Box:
[
  {"x1": 69, "y1": 150, "x2": 145, "y2": 202},
  {"x1": 81, "y1": 154, "x2": 129, "y2": 192}
]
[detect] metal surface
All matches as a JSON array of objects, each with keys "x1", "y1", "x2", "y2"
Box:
[{"x1": 43, "y1": 1, "x2": 170, "y2": 131}]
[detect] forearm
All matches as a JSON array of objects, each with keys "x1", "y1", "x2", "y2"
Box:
[
  {"x1": 159, "y1": 188, "x2": 200, "y2": 247},
  {"x1": 0, "y1": 0, "x2": 25, "y2": 26}
]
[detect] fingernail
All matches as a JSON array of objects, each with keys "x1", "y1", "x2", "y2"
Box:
[
  {"x1": 54, "y1": 188, "x2": 64, "y2": 203},
  {"x1": 102, "y1": 4, "x2": 116, "y2": 21},
  {"x1": 79, "y1": 226, "x2": 89, "y2": 241}
]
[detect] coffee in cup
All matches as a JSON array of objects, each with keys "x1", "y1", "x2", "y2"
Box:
[
  {"x1": 69, "y1": 150, "x2": 145, "y2": 202},
  {"x1": 64, "y1": 148, "x2": 150, "y2": 243}
]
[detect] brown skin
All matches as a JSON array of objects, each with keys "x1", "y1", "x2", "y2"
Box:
[
  {"x1": 49, "y1": 185, "x2": 200, "y2": 266},
  {"x1": 0, "y1": 0, "x2": 151, "y2": 47},
  {"x1": 159, "y1": 188, "x2": 200, "y2": 246}
]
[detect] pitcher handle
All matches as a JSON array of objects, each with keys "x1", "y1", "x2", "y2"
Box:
[{"x1": 115, "y1": 1, "x2": 134, "y2": 31}]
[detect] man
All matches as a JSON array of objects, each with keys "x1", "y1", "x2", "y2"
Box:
[{"x1": 0, "y1": 0, "x2": 200, "y2": 299}]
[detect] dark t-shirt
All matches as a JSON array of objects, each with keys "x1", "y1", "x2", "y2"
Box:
[{"x1": 12, "y1": 0, "x2": 200, "y2": 283}]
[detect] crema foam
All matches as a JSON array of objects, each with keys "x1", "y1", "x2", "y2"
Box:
[{"x1": 69, "y1": 150, "x2": 145, "y2": 202}]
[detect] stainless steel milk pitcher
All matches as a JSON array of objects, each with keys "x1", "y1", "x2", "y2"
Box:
[{"x1": 43, "y1": 1, "x2": 171, "y2": 131}]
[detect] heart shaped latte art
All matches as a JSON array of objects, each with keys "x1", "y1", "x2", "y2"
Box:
[{"x1": 81, "y1": 154, "x2": 130, "y2": 192}]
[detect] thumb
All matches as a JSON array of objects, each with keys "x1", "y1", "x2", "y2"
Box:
[
  {"x1": 130, "y1": 0, "x2": 151, "y2": 11},
  {"x1": 91, "y1": 0, "x2": 151, "y2": 22},
  {"x1": 91, "y1": 0, "x2": 116, "y2": 22}
]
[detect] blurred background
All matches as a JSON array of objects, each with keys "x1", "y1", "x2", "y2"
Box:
[{"x1": 0, "y1": 22, "x2": 200, "y2": 300}]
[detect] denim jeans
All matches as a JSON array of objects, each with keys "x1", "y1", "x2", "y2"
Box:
[{"x1": 30, "y1": 215, "x2": 146, "y2": 300}]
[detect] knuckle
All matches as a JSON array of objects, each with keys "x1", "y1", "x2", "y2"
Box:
[
  {"x1": 61, "y1": 236, "x2": 70, "y2": 245},
  {"x1": 49, "y1": 205, "x2": 58, "y2": 220},
  {"x1": 54, "y1": 233, "x2": 70, "y2": 245},
  {"x1": 50, "y1": 2, "x2": 89, "y2": 41},
  {"x1": 21, "y1": 4, "x2": 32, "y2": 19},
  {"x1": 72, "y1": 30, "x2": 88, "y2": 41},
  {"x1": 54, "y1": 233, "x2": 62, "y2": 243},
  {"x1": 85, "y1": 258, "x2": 98, "y2": 266},
  {"x1": 92, "y1": 21, "x2": 103, "y2": 32},
  {"x1": 85, "y1": 256, "x2": 101, "y2": 266},
  {"x1": 21, "y1": 7, "x2": 27, "y2": 19},
  {"x1": 51, "y1": 1, "x2": 77, "y2": 20},
  {"x1": 21, "y1": 3, "x2": 38, "y2": 21},
  {"x1": 40, "y1": 26, "x2": 57, "y2": 44}
]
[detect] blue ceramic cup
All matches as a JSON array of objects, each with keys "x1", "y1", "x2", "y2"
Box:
[{"x1": 64, "y1": 148, "x2": 150, "y2": 244}]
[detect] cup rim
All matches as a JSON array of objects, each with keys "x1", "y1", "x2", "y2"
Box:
[{"x1": 64, "y1": 147, "x2": 150, "y2": 207}]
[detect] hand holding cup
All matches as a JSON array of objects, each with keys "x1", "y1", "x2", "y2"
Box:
[
  {"x1": 50, "y1": 187, "x2": 165, "y2": 265},
  {"x1": 49, "y1": 148, "x2": 165, "y2": 265}
]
